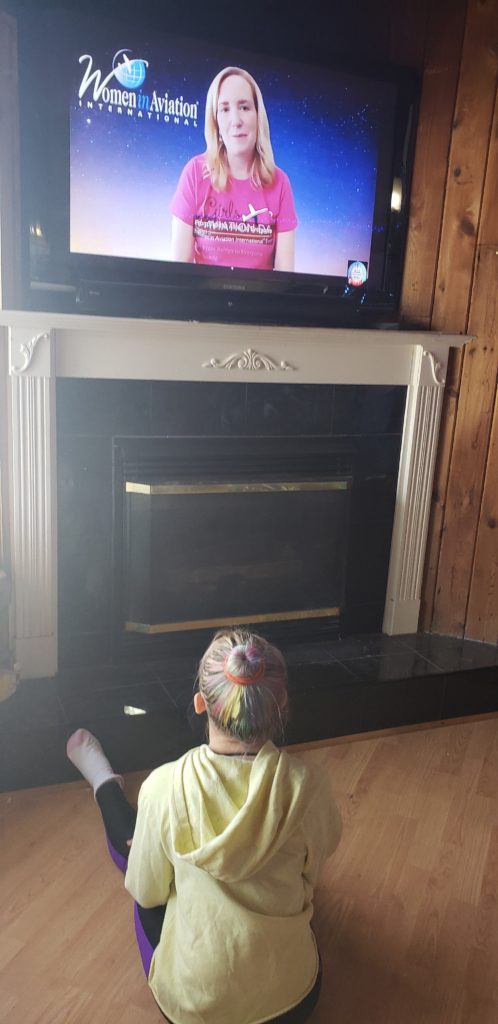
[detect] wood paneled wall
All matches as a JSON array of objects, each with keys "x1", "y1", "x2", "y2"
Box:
[{"x1": 401, "y1": 0, "x2": 498, "y2": 643}]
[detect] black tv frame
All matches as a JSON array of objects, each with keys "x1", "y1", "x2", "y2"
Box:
[{"x1": 16, "y1": 6, "x2": 419, "y2": 329}]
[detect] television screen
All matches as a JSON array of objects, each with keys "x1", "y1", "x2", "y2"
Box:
[
  {"x1": 70, "y1": 35, "x2": 397, "y2": 283},
  {"x1": 19, "y1": 10, "x2": 417, "y2": 325}
]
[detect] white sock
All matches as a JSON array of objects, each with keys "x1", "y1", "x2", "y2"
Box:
[{"x1": 66, "y1": 728, "x2": 123, "y2": 796}]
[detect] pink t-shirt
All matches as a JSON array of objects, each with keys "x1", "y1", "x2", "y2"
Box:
[{"x1": 170, "y1": 155, "x2": 298, "y2": 270}]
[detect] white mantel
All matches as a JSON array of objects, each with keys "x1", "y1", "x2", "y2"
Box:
[{"x1": 0, "y1": 309, "x2": 469, "y2": 679}]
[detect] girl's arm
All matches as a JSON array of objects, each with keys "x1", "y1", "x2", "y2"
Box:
[
  {"x1": 274, "y1": 229, "x2": 295, "y2": 272},
  {"x1": 302, "y1": 772, "x2": 342, "y2": 887},
  {"x1": 125, "y1": 783, "x2": 174, "y2": 908},
  {"x1": 170, "y1": 215, "x2": 195, "y2": 263}
]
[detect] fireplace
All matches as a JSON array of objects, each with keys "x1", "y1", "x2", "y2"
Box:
[
  {"x1": 55, "y1": 378, "x2": 403, "y2": 667},
  {"x1": 2, "y1": 312, "x2": 468, "y2": 678},
  {"x1": 115, "y1": 435, "x2": 353, "y2": 649}
]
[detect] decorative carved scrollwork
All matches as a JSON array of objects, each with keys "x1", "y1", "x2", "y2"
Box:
[
  {"x1": 202, "y1": 347, "x2": 296, "y2": 371},
  {"x1": 423, "y1": 349, "x2": 446, "y2": 387},
  {"x1": 11, "y1": 332, "x2": 50, "y2": 375}
]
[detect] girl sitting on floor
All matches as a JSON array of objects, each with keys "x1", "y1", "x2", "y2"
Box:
[{"x1": 67, "y1": 629, "x2": 342, "y2": 1024}]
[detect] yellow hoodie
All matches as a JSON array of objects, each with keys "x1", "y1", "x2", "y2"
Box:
[{"x1": 125, "y1": 742, "x2": 342, "y2": 1024}]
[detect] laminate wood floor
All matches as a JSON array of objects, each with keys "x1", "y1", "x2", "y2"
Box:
[{"x1": 2, "y1": 716, "x2": 498, "y2": 1023}]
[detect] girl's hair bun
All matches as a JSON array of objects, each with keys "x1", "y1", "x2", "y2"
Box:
[
  {"x1": 224, "y1": 643, "x2": 265, "y2": 685},
  {"x1": 197, "y1": 629, "x2": 288, "y2": 744}
]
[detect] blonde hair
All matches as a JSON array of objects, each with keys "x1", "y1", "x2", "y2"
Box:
[
  {"x1": 204, "y1": 67, "x2": 276, "y2": 191},
  {"x1": 197, "y1": 629, "x2": 288, "y2": 744}
]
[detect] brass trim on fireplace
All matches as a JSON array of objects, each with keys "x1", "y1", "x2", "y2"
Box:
[
  {"x1": 125, "y1": 606, "x2": 340, "y2": 634},
  {"x1": 126, "y1": 480, "x2": 350, "y2": 495}
]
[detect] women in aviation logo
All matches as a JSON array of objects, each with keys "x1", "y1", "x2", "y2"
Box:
[
  {"x1": 112, "y1": 49, "x2": 147, "y2": 89},
  {"x1": 77, "y1": 49, "x2": 199, "y2": 124}
]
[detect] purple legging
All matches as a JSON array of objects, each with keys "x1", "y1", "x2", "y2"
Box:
[
  {"x1": 97, "y1": 782, "x2": 170, "y2": 1019},
  {"x1": 96, "y1": 783, "x2": 166, "y2": 974},
  {"x1": 96, "y1": 781, "x2": 322, "y2": 1024},
  {"x1": 104, "y1": 833, "x2": 157, "y2": 979}
]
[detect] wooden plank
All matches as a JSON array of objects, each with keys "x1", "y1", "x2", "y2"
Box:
[
  {"x1": 419, "y1": 345, "x2": 464, "y2": 628},
  {"x1": 431, "y1": 0, "x2": 498, "y2": 332},
  {"x1": 432, "y1": 245, "x2": 498, "y2": 636},
  {"x1": 455, "y1": 9, "x2": 498, "y2": 640},
  {"x1": 399, "y1": 0, "x2": 466, "y2": 325},
  {"x1": 420, "y1": 1, "x2": 498, "y2": 629},
  {"x1": 465, "y1": 382, "x2": 498, "y2": 641},
  {"x1": 480, "y1": 88, "x2": 498, "y2": 244},
  {"x1": 0, "y1": 11, "x2": 21, "y2": 309},
  {"x1": 479, "y1": 86, "x2": 498, "y2": 243}
]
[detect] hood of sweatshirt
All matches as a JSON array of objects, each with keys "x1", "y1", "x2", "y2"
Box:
[{"x1": 168, "y1": 742, "x2": 317, "y2": 883}]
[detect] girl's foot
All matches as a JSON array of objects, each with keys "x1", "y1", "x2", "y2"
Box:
[{"x1": 66, "y1": 728, "x2": 123, "y2": 795}]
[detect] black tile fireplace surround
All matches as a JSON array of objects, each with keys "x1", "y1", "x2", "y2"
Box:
[{"x1": 57, "y1": 378, "x2": 406, "y2": 668}]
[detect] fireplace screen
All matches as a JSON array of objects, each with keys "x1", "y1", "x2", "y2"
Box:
[{"x1": 116, "y1": 437, "x2": 353, "y2": 637}]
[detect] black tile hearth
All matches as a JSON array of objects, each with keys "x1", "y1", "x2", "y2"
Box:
[
  {"x1": 1, "y1": 632, "x2": 497, "y2": 792},
  {"x1": 337, "y1": 651, "x2": 440, "y2": 682},
  {"x1": 0, "y1": 677, "x2": 66, "y2": 732},
  {"x1": 90, "y1": 711, "x2": 195, "y2": 776},
  {"x1": 397, "y1": 633, "x2": 498, "y2": 671},
  {"x1": 286, "y1": 685, "x2": 368, "y2": 744},
  {"x1": 441, "y1": 667, "x2": 498, "y2": 719},
  {"x1": 357, "y1": 674, "x2": 445, "y2": 733},
  {"x1": 325, "y1": 632, "x2": 408, "y2": 658},
  {"x1": 59, "y1": 680, "x2": 175, "y2": 726},
  {"x1": 58, "y1": 631, "x2": 112, "y2": 671},
  {"x1": 56, "y1": 659, "x2": 164, "y2": 694},
  {"x1": 287, "y1": 660, "x2": 359, "y2": 691},
  {"x1": 0, "y1": 724, "x2": 74, "y2": 792}
]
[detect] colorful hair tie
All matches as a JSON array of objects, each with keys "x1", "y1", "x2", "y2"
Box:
[{"x1": 224, "y1": 656, "x2": 266, "y2": 686}]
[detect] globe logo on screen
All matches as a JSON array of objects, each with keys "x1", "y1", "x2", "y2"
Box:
[{"x1": 112, "y1": 50, "x2": 148, "y2": 89}]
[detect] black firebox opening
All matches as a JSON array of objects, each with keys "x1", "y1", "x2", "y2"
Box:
[{"x1": 113, "y1": 436, "x2": 354, "y2": 656}]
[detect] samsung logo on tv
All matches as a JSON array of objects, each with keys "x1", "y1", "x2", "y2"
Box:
[{"x1": 77, "y1": 50, "x2": 199, "y2": 125}]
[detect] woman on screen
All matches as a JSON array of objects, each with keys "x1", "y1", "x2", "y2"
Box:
[{"x1": 170, "y1": 66, "x2": 297, "y2": 271}]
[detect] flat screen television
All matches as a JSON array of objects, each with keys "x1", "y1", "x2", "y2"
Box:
[{"x1": 17, "y1": 7, "x2": 418, "y2": 327}]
